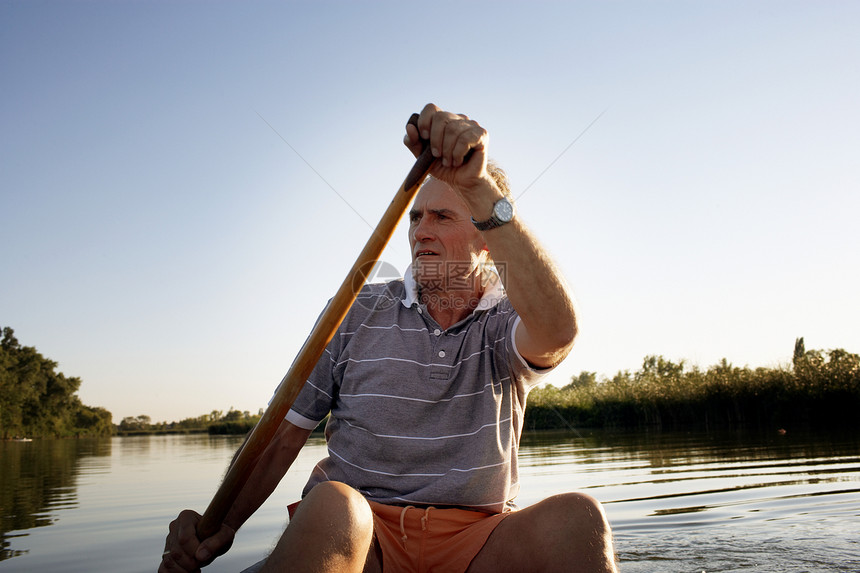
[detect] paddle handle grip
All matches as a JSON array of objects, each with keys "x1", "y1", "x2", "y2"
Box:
[{"x1": 403, "y1": 113, "x2": 433, "y2": 190}]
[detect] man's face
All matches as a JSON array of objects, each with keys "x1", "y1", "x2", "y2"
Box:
[{"x1": 408, "y1": 178, "x2": 488, "y2": 293}]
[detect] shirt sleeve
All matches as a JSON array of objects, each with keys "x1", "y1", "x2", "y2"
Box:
[
  {"x1": 506, "y1": 310, "x2": 555, "y2": 391},
  {"x1": 285, "y1": 408, "x2": 321, "y2": 430},
  {"x1": 287, "y1": 339, "x2": 340, "y2": 425},
  {"x1": 275, "y1": 303, "x2": 343, "y2": 426}
]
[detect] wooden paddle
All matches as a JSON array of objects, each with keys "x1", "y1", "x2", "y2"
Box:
[{"x1": 196, "y1": 114, "x2": 434, "y2": 540}]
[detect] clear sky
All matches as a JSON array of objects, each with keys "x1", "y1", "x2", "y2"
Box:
[{"x1": 2, "y1": 1, "x2": 858, "y2": 424}]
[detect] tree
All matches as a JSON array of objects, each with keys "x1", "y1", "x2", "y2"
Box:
[
  {"x1": 223, "y1": 409, "x2": 243, "y2": 422},
  {"x1": 564, "y1": 371, "x2": 597, "y2": 391},
  {"x1": 0, "y1": 326, "x2": 113, "y2": 437},
  {"x1": 118, "y1": 415, "x2": 151, "y2": 432},
  {"x1": 793, "y1": 337, "x2": 805, "y2": 368}
]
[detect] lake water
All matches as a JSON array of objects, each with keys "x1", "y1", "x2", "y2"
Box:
[{"x1": 1, "y1": 429, "x2": 858, "y2": 572}]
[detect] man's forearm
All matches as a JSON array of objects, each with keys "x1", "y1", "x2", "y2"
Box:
[
  {"x1": 466, "y1": 181, "x2": 578, "y2": 367},
  {"x1": 223, "y1": 420, "x2": 311, "y2": 530},
  {"x1": 490, "y1": 220, "x2": 577, "y2": 365}
]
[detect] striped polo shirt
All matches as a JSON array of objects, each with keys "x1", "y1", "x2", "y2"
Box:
[{"x1": 285, "y1": 269, "x2": 548, "y2": 514}]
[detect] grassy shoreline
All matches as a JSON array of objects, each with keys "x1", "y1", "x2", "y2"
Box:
[{"x1": 525, "y1": 346, "x2": 859, "y2": 432}]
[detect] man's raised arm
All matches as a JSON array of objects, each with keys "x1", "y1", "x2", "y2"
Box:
[{"x1": 405, "y1": 103, "x2": 577, "y2": 368}]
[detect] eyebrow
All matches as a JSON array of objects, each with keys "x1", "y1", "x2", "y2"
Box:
[{"x1": 409, "y1": 207, "x2": 457, "y2": 219}]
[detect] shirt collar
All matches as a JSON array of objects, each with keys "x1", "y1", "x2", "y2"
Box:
[{"x1": 401, "y1": 264, "x2": 506, "y2": 311}]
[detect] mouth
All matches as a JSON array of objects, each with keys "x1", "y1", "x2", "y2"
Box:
[{"x1": 414, "y1": 249, "x2": 438, "y2": 258}]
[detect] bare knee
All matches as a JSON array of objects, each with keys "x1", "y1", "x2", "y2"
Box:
[
  {"x1": 301, "y1": 481, "x2": 372, "y2": 517},
  {"x1": 273, "y1": 481, "x2": 374, "y2": 571},
  {"x1": 528, "y1": 493, "x2": 616, "y2": 571},
  {"x1": 298, "y1": 481, "x2": 374, "y2": 539},
  {"x1": 469, "y1": 493, "x2": 616, "y2": 573},
  {"x1": 545, "y1": 492, "x2": 611, "y2": 534}
]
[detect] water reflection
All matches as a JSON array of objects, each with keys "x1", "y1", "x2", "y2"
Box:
[
  {"x1": 1, "y1": 431, "x2": 857, "y2": 572},
  {"x1": 519, "y1": 429, "x2": 860, "y2": 572},
  {"x1": 0, "y1": 438, "x2": 111, "y2": 561}
]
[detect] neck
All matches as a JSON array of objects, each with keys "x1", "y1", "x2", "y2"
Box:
[{"x1": 419, "y1": 285, "x2": 484, "y2": 330}]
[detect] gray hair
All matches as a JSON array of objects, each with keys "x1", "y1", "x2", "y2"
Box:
[{"x1": 485, "y1": 159, "x2": 513, "y2": 201}]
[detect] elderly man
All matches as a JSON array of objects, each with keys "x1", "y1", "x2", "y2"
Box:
[{"x1": 160, "y1": 104, "x2": 617, "y2": 573}]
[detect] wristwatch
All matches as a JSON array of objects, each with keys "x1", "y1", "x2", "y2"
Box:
[{"x1": 472, "y1": 197, "x2": 515, "y2": 231}]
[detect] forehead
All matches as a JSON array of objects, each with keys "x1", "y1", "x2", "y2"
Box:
[{"x1": 412, "y1": 178, "x2": 469, "y2": 214}]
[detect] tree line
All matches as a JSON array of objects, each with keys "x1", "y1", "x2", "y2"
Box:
[
  {"x1": 0, "y1": 327, "x2": 112, "y2": 438},
  {"x1": 117, "y1": 408, "x2": 264, "y2": 435},
  {"x1": 525, "y1": 338, "x2": 860, "y2": 431}
]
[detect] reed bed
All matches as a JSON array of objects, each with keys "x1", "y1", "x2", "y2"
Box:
[{"x1": 525, "y1": 346, "x2": 860, "y2": 431}]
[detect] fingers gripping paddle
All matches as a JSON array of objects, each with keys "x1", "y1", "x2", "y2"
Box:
[{"x1": 196, "y1": 114, "x2": 433, "y2": 539}]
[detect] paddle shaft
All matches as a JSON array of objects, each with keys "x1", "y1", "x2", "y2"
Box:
[{"x1": 196, "y1": 116, "x2": 434, "y2": 540}]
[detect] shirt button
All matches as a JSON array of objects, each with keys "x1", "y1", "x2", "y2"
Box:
[
  {"x1": 438, "y1": 350, "x2": 446, "y2": 358},
  {"x1": 433, "y1": 329, "x2": 441, "y2": 336}
]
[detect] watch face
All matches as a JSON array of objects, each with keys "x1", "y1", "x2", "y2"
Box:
[{"x1": 494, "y1": 199, "x2": 514, "y2": 222}]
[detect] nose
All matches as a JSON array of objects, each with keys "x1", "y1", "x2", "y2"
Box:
[{"x1": 411, "y1": 216, "x2": 434, "y2": 244}]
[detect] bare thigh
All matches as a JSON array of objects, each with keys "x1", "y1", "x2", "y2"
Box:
[{"x1": 262, "y1": 481, "x2": 380, "y2": 573}]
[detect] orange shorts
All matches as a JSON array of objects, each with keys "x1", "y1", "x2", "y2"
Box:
[
  {"x1": 368, "y1": 501, "x2": 510, "y2": 573},
  {"x1": 286, "y1": 500, "x2": 510, "y2": 572}
]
